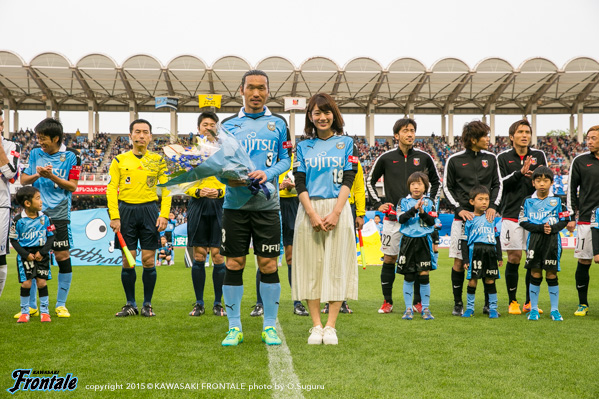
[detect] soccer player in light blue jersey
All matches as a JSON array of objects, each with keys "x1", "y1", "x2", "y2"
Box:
[
  {"x1": 460, "y1": 186, "x2": 503, "y2": 318},
  {"x1": 20, "y1": 118, "x2": 80, "y2": 318},
  {"x1": 219, "y1": 70, "x2": 291, "y2": 346},
  {"x1": 519, "y1": 166, "x2": 570, "y2": 321},
  {"x1": 10, "y1": 186, "x2": 55, "y2": 323},
  {"x1": 397, "y1": 172, "x2": 436, "y2": 320},
  {"x1": 292, "y1": 93, "x2": 358, "y2": 345}
]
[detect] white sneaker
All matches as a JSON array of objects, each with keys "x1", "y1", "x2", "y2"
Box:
[
  {"x1": 322, "y1": 326, "x2": 338, "y2": 345},
  {"x1": 308, "y1": 325, "x2": 324, "y2": 345}
]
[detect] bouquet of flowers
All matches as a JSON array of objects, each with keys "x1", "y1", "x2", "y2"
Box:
[{"x1": 158, "y1": 125, "x2": 275, "y2": 202}]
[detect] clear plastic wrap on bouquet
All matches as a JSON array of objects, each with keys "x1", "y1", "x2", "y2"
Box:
[{"x1": 157, "y1": 125, "x2": 275, "y2": 200}]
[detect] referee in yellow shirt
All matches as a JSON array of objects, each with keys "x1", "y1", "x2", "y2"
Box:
[{"x1": 107, "y1": 119, "x2": 171, "y2": 317}]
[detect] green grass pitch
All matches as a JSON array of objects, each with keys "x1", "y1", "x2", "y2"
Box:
[{"x1": 0, "y1": 248, "x2": 598, "y2": 398}]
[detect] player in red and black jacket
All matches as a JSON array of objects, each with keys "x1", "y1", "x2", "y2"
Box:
[
  {"x1": 443, "y1": 121, "x2": 502, "y2": 316},
  {"x1": 366, "y1": 118, "x2": 440, "y2": 314},
  {"x1": 497, "y1": 119, "x2": 548, "y2": 314},
  {"x1": 567, "y1": 125, "x2": 599, "y2": 316}
]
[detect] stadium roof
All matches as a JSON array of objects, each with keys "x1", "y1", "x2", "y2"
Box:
[{"x1": 1, "y1": 51, "x2": 599, "y2": 116}]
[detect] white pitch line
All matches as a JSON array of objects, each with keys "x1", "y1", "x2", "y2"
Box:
[{"x1": 265, "y1": 319, "x2": 304, "y2": 399}]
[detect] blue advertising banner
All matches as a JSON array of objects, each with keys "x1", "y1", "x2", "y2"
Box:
[
  {"x1": 155, "y1": 96, "x2": 179, "y2": 110},
  {"x1": 68, "y1": 209, "x2": 141, "y2": 266}
]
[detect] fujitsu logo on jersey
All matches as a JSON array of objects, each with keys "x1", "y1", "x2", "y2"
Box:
[
  {"x1": 305, "y1": 156, "x2": 345, "y2": 171},
  {"x1": 241, "y1": 138, "x2": 277, "y2": 153},
  {"x1": 473, "y1": 226, "x2": 494, "y2": 235},
  {"x1": 21, "y1": 230, "x2": 46, "y2": 241},
  {"x1": 529, "y1": 208, "x2": 556, "y2": 220}
]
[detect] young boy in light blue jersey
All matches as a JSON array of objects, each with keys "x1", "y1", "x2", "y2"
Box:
[
  {"x1": 10, "y1": 186, "x2": 55, "y2": 323},
  {"x1": 460, "y1": 186, "x2": 503, "y2": 318},
  {"x1": 396, "y1": 172, "x2": 436, "y2": 320},
  {"x1": 519, "y1": 166, "x2": 570, "y2": 321}
]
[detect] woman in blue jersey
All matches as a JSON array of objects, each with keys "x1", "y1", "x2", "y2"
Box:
[{"x1": 292, "y1": 93, "x2": 359, "y2": 345}]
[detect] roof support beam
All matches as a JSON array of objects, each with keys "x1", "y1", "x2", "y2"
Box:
[
  {"x1": 483, "y1": 72, "x2": 518, "y2": 115},
  {"x1": 330, "y1": 71, "x2": 344, "y2": 96},
  {"x1": 405, "y1": 72, "x2": 430, "y2": 113},
  {"x1": 72, "y1": 67, "x2": 97, "y2": 109},
  {"x1": 117, "y1": 68, "x2": 136, "y2": 101},
  {"x1": 571, "y1": 71, "x2": 599, "y2": 113},
  {"x1": 162, "y1": 68, "x2": 175, "y2": 96},
  {"x1": 524, "y1": 72, "x2": 561, "y2": 115},
  {"x1": 290, "y1": 70, "x2": 300, "y2": 97},
  {"x1": 24, "y1": 65, "x2": 58, "y2": 110},
  {"x1": 366, "y1": 72, "x2": 387, "y2": 109},
  {"x1": 0, "y1": 80, "x2": 16, "y2": 109},
  {"x1": 443, "y1": 72, "x2": 474, "y2": 114}
]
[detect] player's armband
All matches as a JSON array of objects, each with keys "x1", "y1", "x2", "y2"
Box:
[{"x1": 69, "y1": 165, "x2": 82, "y2": 180}]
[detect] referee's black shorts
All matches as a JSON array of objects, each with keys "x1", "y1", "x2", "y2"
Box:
[
  {"x1": 115, "y1": 201, "x2": 161, "y2": 251},
  {"x1": 187, "y1": 196, "x2": 223, "y2": 248},
  {"x1": 221, "y1": 209, "x2": 281, "y2": 258},
  {"x1": 280, "y1": 197, "x2": 298, "y2": 247}
]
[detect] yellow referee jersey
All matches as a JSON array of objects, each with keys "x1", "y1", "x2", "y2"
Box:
[
  {"x1": 279, "y1": 154, "x2": 297, "y2": 198},
  {"x1": 349, "y1": 161, "x2": 365, "y2": 217},
  {"x1": 106, "y1": 150, "x2": 172, "y2": 219},
  {"x1": 184, "y1": 177, "x2": 226, "y2": 198}
]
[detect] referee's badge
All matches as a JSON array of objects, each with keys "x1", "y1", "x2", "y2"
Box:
[
  {"x1": 482, "y1": 160, "x2": 489, "y2": 168},
  {"x1": 60, "y1": 153, "x2": 66, "y2": 162},
  {"x1": 531, "y1": 157, "x2": 537, "y2": 165},
  {"x1": 146, "y1": 175, "x2": 157, "y2": 188},
  {"x1": 336, "y1": 142, "x2": 345, "y2": 149},
  {"x1": 413, "y1": 158, "x2": 420, "y2": 166},
  {"x1": 267, "y1": 122, "x2": 276, "y2": 131}
]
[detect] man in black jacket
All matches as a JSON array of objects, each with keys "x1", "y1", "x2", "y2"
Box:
[
  {"x1": 367, "y1": 118, "x2": 440, "y2": 314},
  {"x1": 497, "y1": 119, "x2": 548, "y2": 315},
  {"x1": 567, "y1": 125, "x2": 599, "y2": 317},
  {"x1": 443, "y1": 121, "x2": 502, "y2": 316}
]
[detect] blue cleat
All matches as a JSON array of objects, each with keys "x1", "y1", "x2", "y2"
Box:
[
  {"x1": 462, "y1": 309, "x2": 475, "y2": 318},
  {"x1": 222, "y1": 327, "x2": 244, "y2": 346},
  {"x1": 402, "y1": 308, "x2": 413, "y2": 320},
  {"x1": 528, "y1": 309, "x2": 540, "y2": 321},
  {"x1": 550, "y1": 310, "x2": 563, "y2": 321},
  {"x1": 261, "y1": 326, "x2": 282, "y2": 345},
  {"x1": 489, "y1": 309, "x2": 499, "y2": 319},
  {"x1": 421, "y1": 308, "x2": 434, "y2": 320}
]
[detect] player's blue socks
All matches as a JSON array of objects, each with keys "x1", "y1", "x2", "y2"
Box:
[
  {"x1": 529, "y1": 276, "x2": 542, "y2": 311},
  {"x1": 547, "y1": 277, "x2": 559, "y2": 312},
  {"x1": 260, "y1": 270, "x2": 281, "y2": 329},
  {"x1": 191, "y1": 260, "x2": 206, "y2": 305},
  {"x1": 420, "y1": 283, "x2": 431, "y2": 309},
  {"x1": 39, "y1": 285, "x2": 49, "y2": 314},
  {"x1": 121, "y1": 267, "x2": 137, "y2": 307},
  {"x1": 223, "y1": 268, "x2": 244, "y2": 330},
  {"x1": 142, "y1": 267, "x2": 157, "y2": 306},
  {"x1": 466, "y1": 285, "x2": 476, "y2": 311},
  {"x1": 212, "y1": 263, "x2": 225, "y2": 305},
  {"x1": 29, "y1": 279, "x2": 38, "y2": 309},
  {"x1": 56, "y1": 273, "x2": 72, "y2": 308},
  {"x1": 403, "y1": 280, "x2": 414, "y2": 310},
  {"x1": 489, "y1": 293, "x2": 498, "y2": 311},
  {"x1": 255, "y1": 269, "x2": 263, "y2": 305},
  {"x1": 20, "y1": 287, "x2": 30, "y2": 314},
  {"x1": 56, "y1": 259, "x2": 73, "y2": 308}
]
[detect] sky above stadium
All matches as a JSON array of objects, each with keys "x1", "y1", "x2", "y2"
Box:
[{"x1": 5, "y1": 0, "x2": 599, "y2": 138}]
